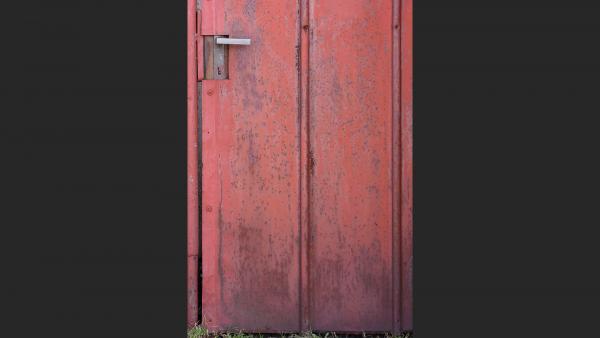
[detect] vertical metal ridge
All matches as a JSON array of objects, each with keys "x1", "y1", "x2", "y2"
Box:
[
  {"x1": 391, "y1": 0, "x2": 401, "y2": 333},
  {"x1": 197, "y1": 80, "x2": 203, "y2": 325},
  {"x1": 187, "y1": 0, "x2": 199, "y2": 328},
  {"x1": 299, "y1": 0, "x2": 311, "y2": 332},
  {"x1": 201, "y1": 0, "x2": 224, "y2": 35},
  {"x1": 201, "y1": 79, "x2": 221, "y2": 329},
  {"x1": 297, "y1": 0, "x2": 303, "y2": 331},
  {"x1": 400, "y1": 0, "x2": 414, "y2": 331}
]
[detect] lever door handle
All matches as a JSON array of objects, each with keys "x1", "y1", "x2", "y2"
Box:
[{"x1": 215, "y1": 37, "x2": 251, "y2": 45}]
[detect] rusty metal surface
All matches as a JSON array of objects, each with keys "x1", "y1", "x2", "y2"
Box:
[
  {"x1": 195, "y1": 0, "x2": 413, "y2": 333},
  {"x1": 308, "y1": 0, "x2": 395, "y2": 332},
  {"x1": 201, "y1": 0, "x2": 301, "y2": 331}
]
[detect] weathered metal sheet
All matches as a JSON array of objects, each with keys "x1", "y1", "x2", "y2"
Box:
[
  {"x1": 308, "y1": 0, "x2": 395, "y2": 332},
  {"x1": 201, "y1": 0, "x2": 301, "y2": 332},
  {"x1": 194, "y1": 0, "x2": 413, "y2": 333}
]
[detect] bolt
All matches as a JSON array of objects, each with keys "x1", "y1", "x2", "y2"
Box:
[
  {"x1": 206, "y1": 206, "x2": 213, "y2": 212},
  {"x1": 207, "y1": 89, "x2": 214, "y2": 96}
]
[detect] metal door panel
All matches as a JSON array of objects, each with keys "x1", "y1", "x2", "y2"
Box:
[
  {"x1": 191, "y1": 0, "x2": 413, "y2": 333},
  {"x1": 308, "y1": 0, "x2": 395, "y2": 332},
  {"x1": 201, "y1": 0, "x2": 301, "y2": 332}
]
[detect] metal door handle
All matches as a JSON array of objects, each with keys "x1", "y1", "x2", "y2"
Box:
[{"x1": 215, "y1": 37, "x2": 251, "y2": 45}]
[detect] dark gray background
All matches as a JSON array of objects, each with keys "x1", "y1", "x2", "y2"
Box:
[{"x1": 1, "y1": 0, "x2": 599, "y2": 337}]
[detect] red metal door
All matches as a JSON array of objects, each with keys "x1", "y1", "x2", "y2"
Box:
[{"x1": 188, "y1": 0, "x2": 412, "y2": 333}]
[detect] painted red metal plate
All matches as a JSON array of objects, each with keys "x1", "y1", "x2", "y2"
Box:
[
  {"x1": 308, "y1": 0, "x2": 395, "y2": 332},
  {"x1": 192, "y1": 0, "x2": 412, "y2": 333},
  {"x1": 201, "y1": 0, "x2": 302, "y2": 332}
]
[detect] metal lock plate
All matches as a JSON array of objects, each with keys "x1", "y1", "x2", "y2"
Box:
[
  {"x1": 203, "y1": 36, "x2": 251, "y2": 80},
  {"x1": 203, "y1": 35, "x2": 228, "y2": 80}
]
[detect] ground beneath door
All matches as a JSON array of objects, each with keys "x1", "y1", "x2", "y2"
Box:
[{"x1": 187, "y1": 325, "x2": 412, "y2": 338}]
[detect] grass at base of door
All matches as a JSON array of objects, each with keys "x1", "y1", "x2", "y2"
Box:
[{"x1": 187, "y1": 324, "x2": 412, "y2": 338}]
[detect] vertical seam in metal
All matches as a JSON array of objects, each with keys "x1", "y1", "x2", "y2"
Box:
[
  {"x1": 299, "y1": 0, "x2": 311, "y2": 332},
  {"x1": 306, "y1": 0, "x2": 311, "y2": 330},
  {"x1": 196, "y1": 1, "x2": 203, "y2": 325},
  {"x1": 297, "y1": 0, "x2": 303, "y2": 331},
  {"x1": 197, "y1": 80, "x2": 202, "y2": 324},
  {"x1": 400, "y1": 0, "x2": 414, "y2": 331},
  {"x1": 188, "y1": 0, "x2": 199, "y2": 328},
  {"x1": 392, "y1": 0, "x2": 402, "y2": 333}
]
